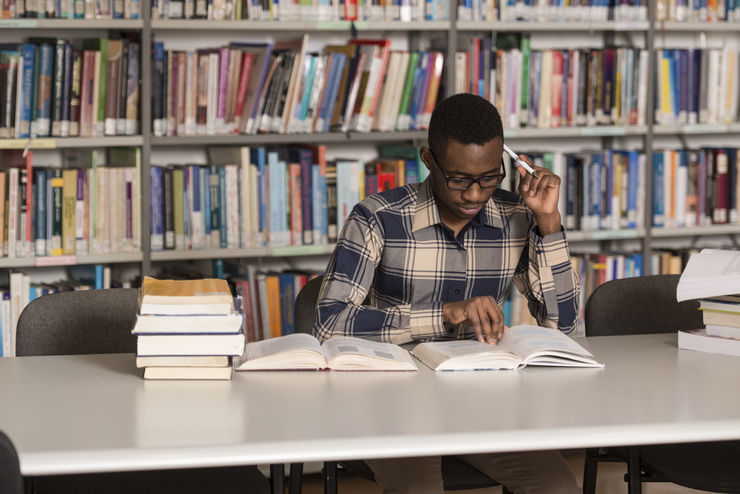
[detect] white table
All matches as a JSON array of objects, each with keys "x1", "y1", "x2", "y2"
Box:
[{"x1": 2, "y1": 333, "x2": 740, "y2": 477}]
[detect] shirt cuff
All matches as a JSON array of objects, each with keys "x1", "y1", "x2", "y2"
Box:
[
  {"x1": 408, "y1": 301, "x2": 446, "y2": 340},
  {"x1": 531, "y1": 227, "x2": 571, "y2": 268}
]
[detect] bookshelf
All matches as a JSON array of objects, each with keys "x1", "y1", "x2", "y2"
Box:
[{"x1": 0, "y1": 0, "x2": 739, "y2": 304}]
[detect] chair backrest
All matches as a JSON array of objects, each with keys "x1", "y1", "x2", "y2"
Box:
[
  {"x1": 0, "y1": 431, "x2": 24, "y2": 494},
  {"x1": 294, "y1": 275, "x2": 325, "y2": 334},
  {"x1": 16, "y1": 288, "x2": 139, "y2": 356},
  {"x1": 584, "y1": 274, "x2": 703, "y2": 337}
]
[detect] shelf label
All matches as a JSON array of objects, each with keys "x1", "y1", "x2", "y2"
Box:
[
  {"x1": 0, "y1": 19, "x2": 37, "y2": 27},
  {"x1": 1, "y1": 138, "x2": 57, "y2": 149},
  {"x1": 580, "y1": 127, "x2": 626, "y2": 136},
  {"x1": 35, "y1": 255, "x2": 77, "y2": 266}
]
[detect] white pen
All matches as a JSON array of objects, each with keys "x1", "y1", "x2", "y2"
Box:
[{"x1": 503, "y1": 143, "x2": 539, "y2": 179}]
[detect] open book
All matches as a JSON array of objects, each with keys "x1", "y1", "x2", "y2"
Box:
[
  {"x1": 410, "y1": 325, "x2": 603, "y2": 371},
  {"x1": 676, "y1": 249, "x2": 740, "y2": 302},
  {"x1": 235, "y1": 333, "x2": 418, "y2": 371}
]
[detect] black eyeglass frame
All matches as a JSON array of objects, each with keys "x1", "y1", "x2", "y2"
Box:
[{"x1": 425, "y1": 147, "x2": 506, "y2": 191}]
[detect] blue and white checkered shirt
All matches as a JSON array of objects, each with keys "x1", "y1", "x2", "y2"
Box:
[{"x1": 314, "y1": 178, "x2": 580, "y2": 344}]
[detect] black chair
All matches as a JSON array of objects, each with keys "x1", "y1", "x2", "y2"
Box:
[
  {"x1": 583, "y1": 274, "x2": 740, "y2": 494},
  {"x1": 0, "y1": 431, "x2": 24, "y2": 494},
  {"x1": 292, "y1": 275, "x2": 508, "y2": 494},
  {"x1": 16, "y1": 288, "x2": 271, "y2": 494}
]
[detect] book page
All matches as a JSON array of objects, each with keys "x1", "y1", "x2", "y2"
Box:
[
  {"x1": 677, "y1": 249, "x2": 740, "y2": 301},
  {"x1": 322, "y1": 336, "x2": 417, "y2": 371},
  {"x1": 504, "y1": 325, "x2": 601, "y2": 367},
  {"x1": 410, "y1": 340, "x2": 520, "y2": 371},
  {"x1": 235, "y1": 333, "x2": 327, "y2": 370}
]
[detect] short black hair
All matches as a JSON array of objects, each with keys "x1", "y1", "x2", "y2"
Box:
[{"x1": 428, "y1": 93, "x2": 504, "y2": 162}]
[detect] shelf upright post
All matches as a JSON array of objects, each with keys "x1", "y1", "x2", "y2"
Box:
[
  {"x1": 141, "y1": 0, "x2": 153, "y2": 276},
  {"x1": 643, "y1": 0, "x2": 656, "y2": 273},
  {"x1": 445, "y1": 0, "x2": 457, "y2": 99}
]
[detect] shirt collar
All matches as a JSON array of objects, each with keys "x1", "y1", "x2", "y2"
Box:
[{"x1": 412, "y1": 178, "x2": 504, "y2": 233}]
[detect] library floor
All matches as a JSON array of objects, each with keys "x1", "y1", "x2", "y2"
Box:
[{"x1": 292, "y1": 451, "x2": 707, "y2": 494}]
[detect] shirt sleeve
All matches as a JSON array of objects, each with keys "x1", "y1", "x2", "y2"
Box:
[
  {"x1": 313, "y1": 204, "x2": 441, "y2": 344},
  {"x1": 512, "y1": 211, "x2": 580, "y2": 333}
]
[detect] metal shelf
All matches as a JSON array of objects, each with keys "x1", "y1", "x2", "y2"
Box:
[
  {"x1": 0, "y1": 136, "x2": 143, "y2": 149},
  {"x1": 457, "y1": 20, "x2": 649, "y2": 31},
  {"x1": 0, "y1": 18, "x2": 142, "y2": 29},
  {"x1": 150, "y1": 244, "x2": 335, "y2": 261},
  {"x1": 151, "y1": 19, "x2": 449, "y2": 31},
  {"x1": 504, "y1": 125, "x2": 647, "y2": 139},
  {"x1": 151, "y1": 131, "x2": 427, "y2": 146},
  {"x1": 568, "y1": 229, "x2": 645, "y2": 242},
  {"x1": 651, "y1": 225, "x2": 740, "y2": 238},
  {"x1": 656, "y1": 21, "x2": 740, "y2": 32},
  {"x1": 0, "y1": 252, "x2": 143, "y2": 268},
  {"x1": 653, "y1": 124, "x2": 738, "y2": 135}
]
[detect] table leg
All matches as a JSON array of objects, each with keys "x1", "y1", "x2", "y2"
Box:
[
  {"x1": 323, "y1": 461, "x2": 337, "y2": 494},
  {"x1": 627, "y1": 446, "x2": 641, "y2": 494},
  {"x1": 271, "y1": 463, "x2": 285, "y2": 494}
]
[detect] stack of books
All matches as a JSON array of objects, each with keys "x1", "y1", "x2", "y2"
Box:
[
  {"x1": 676, "y1": 249, "x2": 740, "y2": 356},
  {"x1": 679, "y1": 295, "x2": 740, "y2": 357},
  {"x1": 134, "y1": 277, "x2": 245, "y2": 380}
]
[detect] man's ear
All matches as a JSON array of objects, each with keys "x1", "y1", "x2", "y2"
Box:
[{"x1": 418, "y1": 146, "x2": 433, "y2": 173}]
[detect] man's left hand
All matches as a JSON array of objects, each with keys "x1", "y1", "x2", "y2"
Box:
[{"x1": 515, "y1": 154, "x2": 562, "y2": 235}]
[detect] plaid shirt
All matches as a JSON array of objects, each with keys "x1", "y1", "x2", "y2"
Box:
[{"x1": 314, "y1": 178, "x2": 580, "y2": 344}]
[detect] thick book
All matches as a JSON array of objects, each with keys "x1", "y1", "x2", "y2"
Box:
[
  {"x1": 676, "y1": 249, "x2": 740, "y2": 302},
  {"x1": 138, "y1": 276, "x2": 234, "y2": 315},
  {"x1": 235, "y1": 333, "x2": 418, "y2": 371},
  {"x1": 136, "y1": 355, "x2": 230, "y2": 367},
  {"x1": 143, "y1": 365, "x2": 233, "y2": 380},
  {"x1": 132, "y1": 310, "x2": 243, "y2": 334},
  {"x1": 136, "y1": 331, "x2": 245, "y2": 356},
  {"x1": 678, "y1": 329, "x2": 740, "y2": 358},
  {"x1": 410, "y1": 325, "x2": 603, "y2": 371}
]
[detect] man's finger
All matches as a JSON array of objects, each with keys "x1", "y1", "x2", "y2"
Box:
[{"x1": 475, "y1": 302, "x2": 495, "y2": 344}]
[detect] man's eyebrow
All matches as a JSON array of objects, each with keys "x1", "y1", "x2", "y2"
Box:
[{"x1": 446, "y1": 165, "x2": 502, "y2": 177}]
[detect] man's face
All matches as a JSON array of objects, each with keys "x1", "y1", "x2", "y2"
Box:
[{"x1": 422, "y1": 137, "x2": 504, "y2": 231}]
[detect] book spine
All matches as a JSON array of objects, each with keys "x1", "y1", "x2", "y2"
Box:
[
  {"x1": 104, "y1": 39, "x2": 121, "y2": 136},
  {"x1": 33, "y1": 169, "x2": 47, "y2": 256},
  {"x1": 61, "y1": 168, "x2": 76, "y2": 255},
  {"x1": 75, "y1": 169, "x2": 87, "y2": 254},
  {"x1": 150, "y1": 166, "x2": 164, "y2": 251},
  {"x1": 50, "y1": 39, "x2": 65, "y2": 137},
  {"x1": 299, "y1": 149, "x2": 313, "y2": 244},
  {"x1": 163, "y1": 166, "x2": 175, "y2": 249},
  {"x1": 35, "y1": 43, "x2": 53, "y2": 138}
]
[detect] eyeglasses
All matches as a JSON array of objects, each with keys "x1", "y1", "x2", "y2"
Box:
[{"x1": 427, "y1": 147, "x2": 506, "y2": 191}]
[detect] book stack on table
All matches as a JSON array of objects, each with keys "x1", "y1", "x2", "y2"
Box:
[
  {"x1": 134, "y1": 277, "x2": 245, "y2": 380},
  {"x1": 676, "y1": 249, "x2": 740, "y2": 356},
  {"x1": 679, "y1": 295, "x2": 740, "y2": 357}
]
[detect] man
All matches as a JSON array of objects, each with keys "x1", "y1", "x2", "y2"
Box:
[{"x1": 314, "y1": 93, "x2": 580, "y2": 493}]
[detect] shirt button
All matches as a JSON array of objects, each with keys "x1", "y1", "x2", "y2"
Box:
[{"x1": 454, "y1": 288, "x2": 461, "y2": 294}]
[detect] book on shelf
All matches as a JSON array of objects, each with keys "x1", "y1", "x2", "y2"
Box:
[
  {"x1": 0, "y1": 36, "x2": 140, "y2": 139},
  {"x1": 235, "y1": 333, "x2": 418, "y2": 371},
  {"x1": 678, "y1": 329, "x2": 740, "y2": 358},
  {"x1": 676, "y1": 249, "x2": 740, "y2": 302},
  {"x1": 410, "y1": 325, "x2": 603, "y2": 371},
  {"x1": 138, "y1": 276, "x2": 234, "y2": 315},
  {"x1": 143, "y1": 365, "x2": 233, "y2": 380}
]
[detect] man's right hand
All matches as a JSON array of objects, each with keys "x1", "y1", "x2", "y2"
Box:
[{"x1": 443, "y1": 296, "x2": 505, "y2": 344}]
